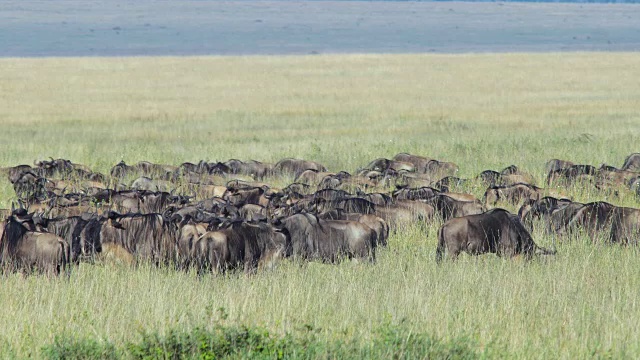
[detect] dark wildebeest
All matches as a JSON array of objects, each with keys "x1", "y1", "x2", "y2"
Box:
[
  {"x1": 546, "y1": 165, "x2": 597, "y2": 186},
  {"x1": 1, "y1": 164, "x2": 34, "y2": 184},
  {"x1": 433, "y1": 176, "x2": 469, "y2": 192},
  {"x1": 522, "y1": 200, "x2": 617, "y2": 241},
  {"x1": 560, "y1": 201, "x2": 617, "y2": 242},
  {"x1": 621, "y1": 153, "x2": 640, "y2": 172},
  {"x1": 192, "y1": 221, "x2": 286, "y2": 274},
  {"x1": 518, "y1": 197, "x2": 574, "y2": 233},
  {"x1": 272, "y1": 158, "x2": 328, "y2": 179},
  {"x1": 436, "y1": 208, "x2": 555, "y2": 262},
  {"x1": 609, "y1": 206, "x2": 640, "y2": 245},
  {"x1": 483, "y1": 183, "x2": 543, "y2": 207},
  {"x1": 110, "y1": 161, "x2": 176, "y2": 179},
  {"x1": 32, "y1": 214, "x2": 98, "y2": 264},
  {"x1": 545, "y1": 159, "x2": 575, "y2": 174},
  {"x1": 224, "y1": 159, "x2": 273, "y2": 179},
  {"x1": 595, "y1": 166, "x2": 638, "y2": 189},
  {"x1": 392, "y1": 186, "x2": 441, "y2": 201},
  {"x1": 87, "y1": 211, "x2": 177, "y2": 266},
  {"x1": 478, "y1": 166, "x2": 534, "y2": 187},
  {"x1": 276, "y1": 213, "x2": 376, "y2": 263},
  {"x1": 423, "y1": 194, "x2": 485, "y2": 222},
  {"x1": 477, "y1": 170, "x2": 502, "y2": 187},
  {"x1": 12, "y1": 171, "x2": 51, "y2": 202},
  {"x1": 0, "y1": 209, "x2": 70, "y2": 275}
]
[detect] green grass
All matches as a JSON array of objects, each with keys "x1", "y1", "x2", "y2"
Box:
[{"x1": 0, "y1": 53, "x2": 639, "y2": 358}]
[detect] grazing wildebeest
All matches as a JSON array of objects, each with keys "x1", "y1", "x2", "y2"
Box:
[
  {"x1": 424, "y1": 194, "x2": 485, "y2": 221},
  {"x1": 392, "y1": 153, "x2": 432, "y2": 171},
  {"x1": 518, "y1": 197, "x2": 574, "y2": 233},
  {"x1": 272, "y1": 158, "x2": 327, "y2": 178},
  {"x1": 609, "y1": 206, "x2": 640, "y2": 245},
  {"x1": 545, "y1": 159, "x2": 574, "y2": 174},
  {"x1": 546, "y1": 165, "x2": 597, "y2": 186},
  {"x1": 392, "y1": 186, "x2": 441, "y2": 201},
  {"x1": 595, "y1": 166, "x2": 638, "y2": 189},
  {"x1": 224, "y1": 159, "x2": 273, "y2": 179},
  {"x1": 483, "y1": 183, "x2": 543, "y2": 207},
  {"x1": 560, "y1": 201, "x2": 617, "y2": 242},
  {"x1": 295, "y1": 169, "x2": 335, "y2": 185},
  {"x1": 424, "y1": 160, "x2": 459, "y2": 178},
  {"x1": 436, "y1": 208, "x2": 555, "y2": 262},
  {"x1": 0, "y1": 209, "x2": 70, "y2": 275},
  {"x1": 621, "y1": 153, "x2": 640, "y2": 172},
  {"x1": 32, "y1": 214, "x2": 95, "y2": 264},
  {"x1": 192, "y1": 221, "x2": 286, "y2": 274},
  {"x1": 433, "y1": 176, "x2": 469, "y2": 192},
  {"x1": 276, "y1": 213, "x2": 376, "y2": 263},
  {"x1": 90, "y1": 211, "x2": 178, "y2": 266}
]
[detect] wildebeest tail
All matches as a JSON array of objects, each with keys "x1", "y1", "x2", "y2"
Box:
[{"x1": 435, "y1": 225, "x2": 445, "y2": 263}]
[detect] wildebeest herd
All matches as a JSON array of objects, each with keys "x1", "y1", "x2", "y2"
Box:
[{"x1": 2, "y1": 152, "x2": 640, "y2": 275}]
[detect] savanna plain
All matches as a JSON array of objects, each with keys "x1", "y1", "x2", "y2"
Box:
[{"x1": 1, "y1": 53, "x2": 640, "y2": 358}]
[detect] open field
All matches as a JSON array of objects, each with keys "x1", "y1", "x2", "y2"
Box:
[{"x1": 1, "y1": 53, "x2": 640, "y2": 358}]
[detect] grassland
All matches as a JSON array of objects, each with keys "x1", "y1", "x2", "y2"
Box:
[{"x1": 1, "y1": 53, "x2": 640, "y2": 358}]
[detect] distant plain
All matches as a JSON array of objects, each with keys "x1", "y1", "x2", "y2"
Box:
[{"x1": 2, "y1": 1, "x2": 640, "y2": 56}]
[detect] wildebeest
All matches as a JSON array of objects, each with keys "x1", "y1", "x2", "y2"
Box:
[
  {"x1": 0, "y1": 209, "x2": 70, "y2": 275},
  {"x1": 191, "y1": 221, "x2": 286, "y2": 274},
  {"x1": 272, "y1": 158, "x2": 327, "y2": 178},
  {"x1": 433, "y1": 176, "x2": 469, "y2": 192},
  {"x1": 546, "y1": 165, "x2": 597, "y2": 186},
  {"x1": 392, "y1": 186, "x2": 441, "y2": 201},
  {"x1": 436, "y1": 208, "x2": 555, "y2": 262},
  {"x1": 522, "y1": 200, "x2": 617, "y2": 241},
  {"x1": 483, "y1": 183, "x2": 543, "y2": 207},
  {"x1": 224, "y1": 159, "x2": 273, "y2": 179},
  {"x1": 86, "y1": 211, "x2": 177, "y2": 266},
  {"x1": 423, "y1": 194, "x2": 485, "y2": 221},
  {"x1": 621, "y1": 153, "x2": 640, "y2": 172},
  {"x1": 545, "y1": 159, "x2": 574, "y2": 174},
  {"x1": 276, "y1": 213, "x2": 376, "y2": 263},
  {"x1": 32, "y1": 214, "x2": 97, "y2": 264},
  {"x1": 110, "y1": 161, "x2": 177, "y2": 179},
  {"x1": 392, "y1": 153, "x2": 432, "y2": 172},
  {"x1": 424, "y1": 160, "x2": 459, "y2": 178},
  {"x1": 363, "y1": 158, "x2": 415, "y2": 173},
  {"x1": 609, "y1": 206, "x2": 640, "y2": 245}
]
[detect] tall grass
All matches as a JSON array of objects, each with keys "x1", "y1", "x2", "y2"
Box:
[{"x1": 0, "y1": 53, "x2": 639, "y2": 358}]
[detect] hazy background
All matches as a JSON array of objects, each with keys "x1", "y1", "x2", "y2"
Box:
[{"x1": 2, "y1": 1, "x2": 640, "y2": 57}]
